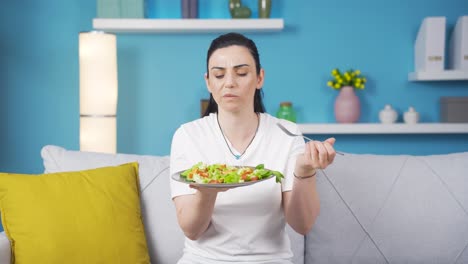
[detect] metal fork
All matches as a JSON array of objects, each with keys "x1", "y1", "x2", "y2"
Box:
[{"x1": 277, "y1": 123, "x2": 345, "y2": 155}]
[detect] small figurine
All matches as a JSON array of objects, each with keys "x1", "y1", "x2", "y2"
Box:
[
  {"x1": 379, "y1": 104, "x2": 398, "y2": 124},
  {"x1": 404, "y1": 106, "x2": 420, "y2": 124}
]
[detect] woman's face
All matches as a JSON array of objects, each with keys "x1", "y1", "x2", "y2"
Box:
[{"x1": 205, "y1": 45, "x2": 264, "y2": 114}]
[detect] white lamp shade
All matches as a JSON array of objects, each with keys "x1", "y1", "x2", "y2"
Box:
[
  {"x1": 79, "y1": 31, "x2": 118, "y2": 153},
  {"x1": 79, "y1": 31, "x2": 118, "y2": 116},
  {"x1": 80, "y1": 117, "x2": 116, "y2": 153}
]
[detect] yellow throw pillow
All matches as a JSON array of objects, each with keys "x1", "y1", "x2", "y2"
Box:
[{"x1": 0, "y1": 162, "x2": 150, "y2": 264}]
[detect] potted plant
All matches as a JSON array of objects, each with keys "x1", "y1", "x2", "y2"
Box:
[{"x1": 327, "y1": 68, "x2": 367, "y2": 123}]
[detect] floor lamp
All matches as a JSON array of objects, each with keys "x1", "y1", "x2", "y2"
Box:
[{"x1": 79, "y1": 31, "x2": 118, "y2": 153}]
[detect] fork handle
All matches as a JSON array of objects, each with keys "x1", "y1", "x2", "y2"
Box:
[{"x1": 302, "y1": 135, "x2": 345, "y2": 155}]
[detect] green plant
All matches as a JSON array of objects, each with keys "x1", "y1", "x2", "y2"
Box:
[{"x1": 327, "y1": 68, "x2": 367, "y2": 90}]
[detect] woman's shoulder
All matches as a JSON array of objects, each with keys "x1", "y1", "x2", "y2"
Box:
[{"x1": 176, "y1": 113, "x2": 216, "y2": 136}]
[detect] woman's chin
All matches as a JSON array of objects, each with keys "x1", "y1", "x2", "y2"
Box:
[{"x1": 220, "y1": 105, "x2": 242, "y2": 113}]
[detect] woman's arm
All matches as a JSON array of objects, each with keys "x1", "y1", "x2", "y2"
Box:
[
  {"x1": 283, "y1": 138, "x2": 336, "y2": 235},
  {"x1": 173, "y1": 186, "x2": 228, "y2": 240},
  {"x1": 283, "y1": 176, "x2": 320, "y2": 235}
]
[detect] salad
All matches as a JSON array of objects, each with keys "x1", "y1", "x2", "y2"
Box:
[{"x1": 180, "y1": 163, "x2": 284, "y2": 184}]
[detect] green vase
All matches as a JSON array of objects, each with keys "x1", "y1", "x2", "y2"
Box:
[
  {"x1": 229, "y1": 0, "x2": 241, "y2": 17},
  {"x1": 232, "y1": 6, "x2": 251, "y2": 18},
  {"x1": 258, "y1": 0, "x2": 271, "y2": 18},
  {"x1": 276, "y1": 102, "x2": 297, "y2": 123}
]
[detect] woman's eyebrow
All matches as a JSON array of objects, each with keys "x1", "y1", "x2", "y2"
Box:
[
  {"x1": 233, "y1": 64, "x2": 249, "y2": 69},
  {"x1": 210, "y1": 64, "x2": 250, "y2": 71},
  {"x1": 210, "y1": 66, "x2": 225, "y2": 71}
]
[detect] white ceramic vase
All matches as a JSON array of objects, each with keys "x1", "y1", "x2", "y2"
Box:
[
  {"x1": 404, "y1": 106, "x2": 420, "y2": 124},
  {"x1": 379, "y1": 104, "x2": 398, "y2": 124}
]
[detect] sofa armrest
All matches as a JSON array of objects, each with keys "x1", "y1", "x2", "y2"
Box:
[{"x1": 0, "y1": 232, "x2": 11, "y2": 264}]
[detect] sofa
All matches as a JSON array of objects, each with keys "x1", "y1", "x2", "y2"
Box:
[{"x1": 1, "y1": 145, "x2": 468, "y2": 264}]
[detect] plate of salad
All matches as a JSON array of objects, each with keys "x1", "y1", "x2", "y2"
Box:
[{"x1": 173, "y1": 162, "x2": 284, "y2": 188}]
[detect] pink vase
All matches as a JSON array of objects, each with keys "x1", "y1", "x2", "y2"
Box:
[{"x1": 334, "y1": 86, "x2": 360, "y2": 123}]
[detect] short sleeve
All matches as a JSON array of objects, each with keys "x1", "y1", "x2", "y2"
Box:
[{"x1": 169, "y1": 126, "x2": 196, "y2": 198}]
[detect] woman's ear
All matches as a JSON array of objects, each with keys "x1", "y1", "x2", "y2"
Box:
[
  {"x1": 204, "y1": 73, "x2": 212, "y2": 93},
  {"x1": 256, "y1": 68, "x2": 265, "y2": 90}
]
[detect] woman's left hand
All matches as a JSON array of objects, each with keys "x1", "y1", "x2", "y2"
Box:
[{"x1": 294, "y1": 138, "x2": 337, "y2": 177}]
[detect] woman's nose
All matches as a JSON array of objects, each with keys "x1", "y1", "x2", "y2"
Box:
[{"x1": 224, "y1": 72, "x2": 236, "y2": 88}]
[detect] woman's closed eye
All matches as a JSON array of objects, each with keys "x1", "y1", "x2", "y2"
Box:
[{"x1": 214, "y1": 72, "x2": 248, "y2": 79}]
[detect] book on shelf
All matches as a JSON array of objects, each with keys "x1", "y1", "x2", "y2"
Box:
[
  {"x1": 449, "y1": 16, "x2": 468, "y2": 71},
  {"x1": 414, "y1": 16, "x2": 446, "y2": 72},
  {"x1": 97, "y1": 0, "x2": 144, "y2": 18}
]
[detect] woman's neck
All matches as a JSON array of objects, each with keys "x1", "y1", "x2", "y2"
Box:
[{"x1": 217, "y1": 110, "x2": 259, "y2": 151}]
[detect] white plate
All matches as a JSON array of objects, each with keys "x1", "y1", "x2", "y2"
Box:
[{"x1": 171, "y1": 169, "x2": 275, "y2": 188}]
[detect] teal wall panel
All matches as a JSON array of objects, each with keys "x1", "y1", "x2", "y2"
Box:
[
  {"x1": 0, "y1": 0, "x2": 467, "y2": 174},
  {"x1": 0, "y1": 0, "x2": 468, "y2": 173},
  {"x1": 1, "y1": 0, "x2": 467, "y2": 176}
]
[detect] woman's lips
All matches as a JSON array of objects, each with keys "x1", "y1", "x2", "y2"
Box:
[{"x1": 223, "y1": 94, "x2": 237, "y2": 97}]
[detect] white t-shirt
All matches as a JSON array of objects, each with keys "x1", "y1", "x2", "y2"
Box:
[{"x1": 170, "y1": 113, "x2": 305, "y2": 263}]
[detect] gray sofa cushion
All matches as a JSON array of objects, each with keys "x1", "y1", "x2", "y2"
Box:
[
  {"x1": 305, "y1": 152, "x2": 468, "y2": 264},
  {"x1": 288, "y1": 224, "x2": 305, "y2": 264},
  {"x1": 0, "y1": 232, "x2": 10, "y2": 264}
]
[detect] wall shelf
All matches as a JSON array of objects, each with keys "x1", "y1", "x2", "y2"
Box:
[
  {"x1": 92, "y1": 18, "x2": 284, "y2": 33},
  {"x1": 408, "y1": 70, "x2": 468, "y2": 81},
  {"x1": 298, "y1": 123, "x2": 468, "y2": 134}
]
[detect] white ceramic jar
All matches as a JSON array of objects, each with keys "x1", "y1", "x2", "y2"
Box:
[
  {"x1": 379, "y1": 104, "x2": 398, "y2": 124},
  {"x1": 404, "y1": 106, "x2": 420, "y2": 124}
]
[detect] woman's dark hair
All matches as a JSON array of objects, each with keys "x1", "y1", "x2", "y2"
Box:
[{"x1": 203, "y1": 32, "x2": 266, "y2": 116}]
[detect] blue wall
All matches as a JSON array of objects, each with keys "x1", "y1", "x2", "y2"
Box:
[{"x1": 1, "y1": 0, "x2": 468, "y2": 176}]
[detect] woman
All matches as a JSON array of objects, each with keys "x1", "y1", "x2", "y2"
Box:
[{"x1": 170, "y1": 32, "x2": 337, "y2": 263}]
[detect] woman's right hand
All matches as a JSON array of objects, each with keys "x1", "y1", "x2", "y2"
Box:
[{"x1": 173, "y1": 186, "x2": 230, "y2": 240}]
